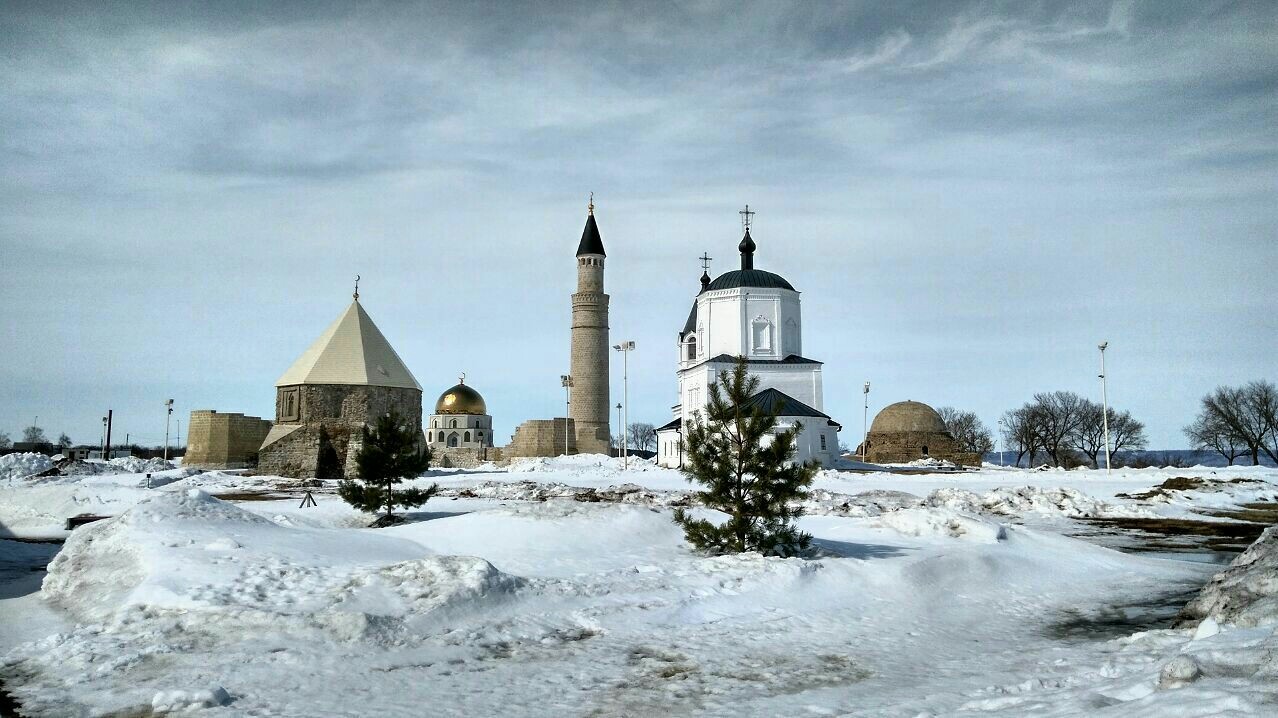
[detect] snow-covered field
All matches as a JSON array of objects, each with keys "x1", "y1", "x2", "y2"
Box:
[{"x1": 2, "y1": 455, "x2": 1276, "y2": 716}]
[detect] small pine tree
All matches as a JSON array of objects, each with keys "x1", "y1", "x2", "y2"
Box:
[
  {"x1": 338, "y1": 411, "x2": 437, "y2": 523},
  {"x1": 672, "y1": 357, "x2": 817, "y2": 556}
]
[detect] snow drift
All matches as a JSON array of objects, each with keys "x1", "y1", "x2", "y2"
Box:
[{"x1": 1179, "y1": 526, "x2": 1278, "y2": 628}]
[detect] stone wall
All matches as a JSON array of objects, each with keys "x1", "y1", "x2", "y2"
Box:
[
  {"x1": 505, "y1": 418, "x2": 577, "y2": 458},
  {"x1": 434, "y1": 446, "x2": 504, "y2": 469},
  {"x1": 864, "y1": 430, "x2": 978, "y2": 466},
  {"x1": 185, "y1": 410, "x2": 272, "y2": 469},
  {"x1": 258, "y1": 384, "x2": 423, "y2": 479}
]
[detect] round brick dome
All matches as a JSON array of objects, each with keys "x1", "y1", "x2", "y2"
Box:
[{"x1": 870, "y1": 401, "x2": 947, "y2": 434}]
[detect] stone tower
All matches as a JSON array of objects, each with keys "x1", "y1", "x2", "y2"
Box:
[{"x1": 570, "y1": 199, "x2": 611, "y2": 454}]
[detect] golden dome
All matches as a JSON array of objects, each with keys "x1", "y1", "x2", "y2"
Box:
[{"x1": 434, "y1": 382, "x2": 487, "y2": 415}]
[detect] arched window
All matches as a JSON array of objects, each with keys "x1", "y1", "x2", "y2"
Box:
[
  {"x1": 450, "y1": 419, "x2": 457, "y2": 429},
  {"x1": 752, "y1": 316, "x2": 773, "y2": 354},
  {"x1": 921, "y1": 445, "x2": 929, "y2": 456},
  {"x1": 685, "y1": 337, "x2": 696, "y2": 360},
  {"x1": 464, "y1": 431, "x2": 471, "y2": 443},
  {"x1": 448, "y1": 433, "x2": 459, "y2": 448}
]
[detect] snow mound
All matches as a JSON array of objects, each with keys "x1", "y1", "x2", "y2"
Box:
[
  {"x1": 874, "y1": 508, "x2": 1007, "y2": 543},
  {"x1": 924, "y1": 485, "x2": 1147, "y2": 518},
  {"x1": 0, "y1": 452, "x2": 54, "y2": 479},
  {"x1": 152, "y1": 686, "x2": 231, "y2": 712},
  {"x1": 1179, "y1": 526, "x2": 1278, "y2": 628},
  {"x1": 107, "y1": 456, "x2": 177, "y2": 474}
]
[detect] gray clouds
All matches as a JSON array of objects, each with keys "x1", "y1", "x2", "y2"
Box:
[{"x1": 1, "y1": 0, "x2": 1274, "y2": 447}]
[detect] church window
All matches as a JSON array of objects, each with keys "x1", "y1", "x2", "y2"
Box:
[
  {"x1": 686, "y1": 337, "x2": 696, "y2": 360},
  {"x1": 820, "y1": 434, "x2": 827, "y2": 451},
  {"x1": 752, "y1": 317, "x2": 773, "y2": 354}
]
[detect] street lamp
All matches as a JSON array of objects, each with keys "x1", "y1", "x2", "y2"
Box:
[
  {"x1": 997, "y1": 418, "x2": 1006, "y2": 467},
  {"x1": 101, "y1": 416, "x2": 108, "y2": 458},
  {"x1": 164, "y1": 399, "x2": 174, "y2": 461},
  {"x1": 613, "y1": 340, "x2": 635, "y2": 469},
  {"x1": 1098, "y1": 342, "x2": 1111, "y2": 475},
  {"x1": 560, "y1": 375, "x2": 574, "y2": 456},
  {"x1": 616, "y1": 403, "x2": 623, "y2": 459},
  {"x1": 861, "y1": 381, "x2": 870, "y2": 462}
]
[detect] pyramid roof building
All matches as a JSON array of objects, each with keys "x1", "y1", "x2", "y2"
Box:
[{"x1": 275, "y1": 300, "x2": 421, "y2": 391}]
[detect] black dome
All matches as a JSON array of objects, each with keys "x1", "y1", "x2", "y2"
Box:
[{"x1": 704, "y1": 269, "x2": 795, "y2": 292}]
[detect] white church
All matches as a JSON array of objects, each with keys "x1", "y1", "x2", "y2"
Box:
[{"x1": 655, "y1": 211, "x2": 842, "y2": 468}]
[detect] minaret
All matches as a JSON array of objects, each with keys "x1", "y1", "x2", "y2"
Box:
[{"x1": 570, "y1": 196, "x2": 611, "y2": 454}]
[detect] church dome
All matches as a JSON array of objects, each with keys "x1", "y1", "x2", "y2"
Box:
[
  {"x1": 870, "y1": 401, "x2": 947, "y2": 434},
  {"x1": 434, "y1": 382, "x2": 487, "y2": 415},
  {"x1": 704, "y1": 269, "x2": 795, "y2": 292}
]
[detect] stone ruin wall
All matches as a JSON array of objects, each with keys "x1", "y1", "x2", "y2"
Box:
[
  {"x1": 505, "y1": 418, "x2": 577, "y2": 459},
  {"x1": 258, "y1": 384, "x2": 423, "y2": 479},
  {"x1": 185, "y1": 410, "x2": 272, "y2": 469},
  {"x1": 434, "y1": 446, "x2": 505, "y2": 469},
  {"x1": 865, "y1": 430, "x2": 980, "y2": 467}
]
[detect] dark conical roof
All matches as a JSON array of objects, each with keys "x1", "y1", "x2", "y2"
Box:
[
  {"x1": 738, "y1": 228, "x2": 756, "y2": 254},
  {"x1": 576, "y1": 213, "x2": 606, "y2": 257}
]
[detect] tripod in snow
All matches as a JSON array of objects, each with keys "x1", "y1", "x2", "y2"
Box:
[{"x1": 299, "y1": 482, "x2": 318, "y2": 508}]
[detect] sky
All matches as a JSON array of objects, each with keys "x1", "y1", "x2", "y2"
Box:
[{"x1": 1, "y1": 0, "x2": 1275, "y2": 450}]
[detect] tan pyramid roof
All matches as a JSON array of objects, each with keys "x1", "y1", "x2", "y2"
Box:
[{"x1": 275, "y1": 300, "x2": 421, "y2": 390}]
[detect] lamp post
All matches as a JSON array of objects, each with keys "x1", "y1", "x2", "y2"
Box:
[
  {"x1": 861, "y1": 381, "x2": 870, "y2": 461},
  {"x1": 613, "y1": 340, "x2": 635, "y2": 469},
  {"x1": 164, "y1": 399, "x2": 174, "y2": 461},
  {"x1": 997, "y1": 418, "x2": 1005, "y2": 467},
  {"x1": 1098, "y1": 342, "x2": 1111, "y2": 475},
  {"x1": 560, "y1": 375, "x2": 573, "y2": 456},
  {"x1": 101, "y1": 416, "x2": 107, "y2": 458},
  {"x1": 615, "y1": 403, "x2": 623, "y2": 460}
]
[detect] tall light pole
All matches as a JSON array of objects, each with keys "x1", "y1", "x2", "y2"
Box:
[
  {"x1": 164, "y1": 399, "x2": 174, "y2": 461},
  {"x1": 615, "y1": 403, "x2": 623, "y2": 460},
  {"x1": 560, "y1": 375, "x2": 574, "y2": 456},
  {"x1": 101, "y1": 416, "x2": 108, "y2": 458},
  {"x1": 997, "y1": 418, "x2": 1005, "y2": 467},
  {"x1": 861, "y1": 382, "x2": 870, "y2": 461},
  {"x1": 1099, "y1": 341, "x2": 1111, "y2": 475},
  {"x1": 613, "y1": 340, "x2": 635, "y2": 469}
]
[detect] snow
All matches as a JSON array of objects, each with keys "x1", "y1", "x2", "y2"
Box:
[
  {"x1": 0, "y1": 452, "x2": 53, "y2": 480},
  {"x1": 1179, "y1": 526, "x2": 1278, "y2": 628},
  {"x1": 1, "y1": 458, "x2": 1276, "y2": 716}
]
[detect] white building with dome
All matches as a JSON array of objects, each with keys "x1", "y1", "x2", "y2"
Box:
[
  {"x1": 427, "y1": 376, "x2": 493, "y2": 450},
  {"x1": 655, "y1": 218, "x2": 841, "y2": 468}
]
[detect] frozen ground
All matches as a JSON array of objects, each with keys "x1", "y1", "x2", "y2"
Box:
[{"x1": 1, "y1": 456, "x2": 1276, "y2": 716}]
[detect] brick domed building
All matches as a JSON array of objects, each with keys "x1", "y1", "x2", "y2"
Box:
[{"x1": 864, "y1": 400, "x2": 978, "y2": 466}]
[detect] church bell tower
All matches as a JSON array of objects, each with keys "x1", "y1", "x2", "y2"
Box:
[{"x1": 569, "y1": 196, "x2": 611, "y2": 454}]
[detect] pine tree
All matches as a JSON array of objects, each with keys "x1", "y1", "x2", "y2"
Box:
[
  {"x1": 672, "y1": 357, "x2": 817, "y2": 556},
  {"x1": 337, "y1": 411, "x2": 437, "y2": 524}
]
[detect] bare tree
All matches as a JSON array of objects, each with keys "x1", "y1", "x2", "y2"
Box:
[
  {"x1": 22, "y1": 425, "x2": 46, "y2": 444},
  {"x1": 1108, "y1": 410, "x2": 1148, "y2": 456},
  {"x1": 1073, "y1": 403, "x2": 1148, "y2": 467},
  {"x1": 57, "y1": 432, "x2": 72, "y2": 447},
  {"x1": 999, "y1": 406, "x2": 1042, "y2": 467},
  {"x1": 1199, "y1": 382, "x2": 1277, "y2": 466},
  {"x1": 937, "y1": 407, "x2": 994, "y2": 456},
  {"x1": 1185, "y1": 414, "x2": 1246, "y2": 465},
  {"x1": 0, "y1": 431, "x2": 10, "y2": 450},
  {"x1": 627, "y1": 422, "x2": 657, "y2": 451},
  {"x1": 1030, "y1": 391, "x2": 1089, "y2": 466}
]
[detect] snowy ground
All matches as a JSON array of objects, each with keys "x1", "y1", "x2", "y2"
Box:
[{"x1": 1, "y1": 455, "x2": 1275, "y2": 716}]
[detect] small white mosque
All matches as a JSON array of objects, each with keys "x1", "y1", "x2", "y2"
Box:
[
  {"x1": 655, "y1": 209, "x2": 842, "y2": 468},
  {"x1": 427, "y1": 375, "x2": 494, "y2": 450}
]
